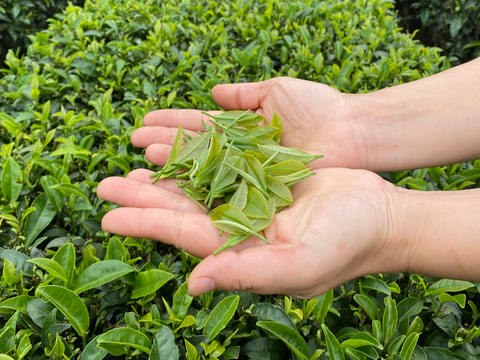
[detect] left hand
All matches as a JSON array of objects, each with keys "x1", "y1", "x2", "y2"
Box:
[{"x1": 97, "y1": 167, "x2": 405, "y2": 298}]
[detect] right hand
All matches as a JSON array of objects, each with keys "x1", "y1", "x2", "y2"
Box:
[{"x1": 131, "y1": 77, "x2": 375, "y2": 170}]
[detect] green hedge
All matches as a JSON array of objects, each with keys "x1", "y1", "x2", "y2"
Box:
[
  {"x1": 395, "y1": 0, "x2": 480, "y2": 64},
  {"x1": 0, "y1": 0, "x2": 479, "y2": 359},
  {"x1": 0, "y1": 0, "x2": 85, "y2": 66}
]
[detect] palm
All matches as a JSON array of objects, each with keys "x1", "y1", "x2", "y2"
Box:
[{"x1": 97, "y1": 168, "x2": 396, "y2": 297}]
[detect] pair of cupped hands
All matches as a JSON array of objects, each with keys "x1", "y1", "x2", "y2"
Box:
[{"x1": 97, "y1": 78, "x2": 410, "y2": 298}]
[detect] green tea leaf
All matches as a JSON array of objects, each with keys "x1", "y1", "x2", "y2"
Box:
[
  {"x1": 36, "y1": 285, "x2": 89, "y2": 337},
  {"x1": 203, "y1": 295, "x2": 240, "y2": 342},
  {"x1": 270, "y1": 112, "x2": 283, "y2": 141},
  {"x1": 383, "y1": 297, "x2": 398, "y2": 345},
  {"x1": 97, "y1": 327, "x2": 152, "y2": 355},
  {"x1": 243, "y1": 186, "x2": 270, "y2": 219},
  {"x1": 399, "y1": 332, "x2": 420, "y2": 360},
  {"x1": 80, "y1": 336, "x2": 108, "y2": 360},
  {"x1": 51, "y1": 183, "x2": 89, "y2": 202},
  {"x1": 258, "y1": 144, "x2": 323, "y2": 163},
  {"x1": 0, "y1": 296, "x2": 34, "y2": 315},
  {"x1": 27, "y1": 258, "x2": 67, "y2": 283},
  {"x1": 266, "y1": 175, "x2": 293, "y2": 206},
  {"x1": 1, "y1": 157, "x2": 23, "y2": 205},
  {"x1": 210, "y1": 204, "x2": 254, "y2": 235},
  {"x1": 131, "y1": 269, "x2": 174, "y2": 299},
  {"x1": 149, "y1": 325, "x2": 179, "y2": 360},
  {"x1": 257, "y1": 321, "x2": 310, "y2": 360},
  {"x1": 172, "y1": 281, "x2": 193, "y2": 321},
  {"x1": 251, "y1": 303, "x2": 296, "y2": 329},
  {"x1": 265, "y1": 160, "x2": 307, "y2": 176},
  {"x1": 175, "y1": 133, "x2": 209, "y2": 164},
  {"x1": 425, "y1": 279, "x2": 474, "y2": 296},
  {"x1": 354, "y1": 294, "x2": 377, "y2": 321},
  {"x1": 40, "y1": 176, "x2": 64, "y2": 213},
  {"x1": 205, "y1": 111, "x2": 264, "y2": 127},
  {"x1": 74, "y1": 260, "x2": 135, "y2": 293},
  {"x1": 321, "y1": 324, "x2": 345, "y2": 360},
  {"x1": 24, "y1": 194, "x2": 57, "y2": 246},
  {"x1": 341, "y1": 332, "x2": 383, "y2": 350},
  {"x1": 106, "y1": 237, "x2": 127, "y2": 261},
  {"x1": 229, "y1": 179, "x2": 248, "y2": 210},
  {"x1": 252, "y1": 198, "x2": 276, "y2": 232}
]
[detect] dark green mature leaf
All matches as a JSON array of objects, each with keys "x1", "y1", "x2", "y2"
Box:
[
  {"x1": 1, "y1": 157, "x2": 23, "y2": 205},
  {"x1": 149, "y1": 325, "x2": 179, "y2": 360},
  {"x1": 26, "y1": 298, "x2": 55, "y2": 328},
  {"x1": 257, "y1": 321, "x2": 310, "y2": 360},
  {"x1": 423, "y1": 347, "x2": 465, "y2": 360},
  {"x1": 0, "y1": 326, "x2": 15, "y2": 355},
  {"x1": 251, "y1": 303, "x2": 295, "y2": 329},
  {"x1": 40, "y1": 176, "x2": 64, "y2": 213},
  {"x1": 131, "y1": 269, "x2": 174, "y2": 299},
  {"x1": 24, "y1": 194, "x2": 57, "y2": 246},
  {"x1": 74, "y1": 260, "x2": 134, "y2": 293},
  {"x1": 97, "y1": 327, "x2": 152, "y2": 355},
  {"x1": 36, "y1": 285, "x2": 89, "y2": 336},
  {"x1": 203, "y1": 295, "x2": 240, "y2": 342},
  {"x1": 80, "y1": 336, "x2": 108, "y2": 360}
]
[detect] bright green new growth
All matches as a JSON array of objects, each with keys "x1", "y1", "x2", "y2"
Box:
[{"x1": 150, "y1": 111, "x2": 323, "y2": 254}]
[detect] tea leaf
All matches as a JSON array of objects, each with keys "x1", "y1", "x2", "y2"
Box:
[
  {"x1": 1, "y1": 157, "x2": 23, "y2": 205},
  {"x1": 74, "y1": 260, "x2": 135, "y2": 294},
  {"x1": 243, "y1": 186, "x2": 270, "y2": 219},
  {"x1": 27, "y1": 258, "x2": 67, "y2": 283},
  {"x1": 265, "y1": 160, "x2": 307, "y2": 176},
  {"x1": 36, "y1": 286, "x2": 89, "y2": 337},
  {"x1": 258, "y1": 144, "x2": 323, "y2": 163},
  {"x1": 257, "y1": 321, "x2": 310, "y2": 360},
  {"x1": 270, "y1": 111, "x2": 283, "y2": 141},
  {"x1": 266, "y1": 175, "x2": 293, "y2": 205},
  {"x1": 131, "y1": 269, "x2": 174, "y2": 299},
  {"x1": 149, "y1": 325, "x2": 179, "y2": 360},
  {"x1": 97, "y1": 327, "x2": 152, "y2": 355},
  {"x1": 229, "y1": 180, "x2": 248, "y2": 210},
  {"x1": 203, "y1": 295, "x2": 240, "y2": 342},
  {"x1": 204, "y1": 111, "x2": 264, "y2": 127}
]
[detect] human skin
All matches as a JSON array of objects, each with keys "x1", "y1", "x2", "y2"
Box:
[{"x1": 97, "y1": 58, "x2": 480, "y2": 297}]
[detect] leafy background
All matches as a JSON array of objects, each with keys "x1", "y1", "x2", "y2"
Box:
[{"x1": 0, "y1": 0, "x2": 479, "y2": 359}]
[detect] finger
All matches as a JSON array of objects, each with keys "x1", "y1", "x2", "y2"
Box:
[
  {"x1": 97, "y1": 177, "x2": 204, "y2": 214},
  {"x1": 131, "y1": 127, "x2": 198, "y2": 148},
  {"x1": 212, "y1": 78, "x2": 279, "y2": 111},
  {"x1": 188, "y1": 244, "x2": 312, "y2": 296},
  {"x1": 126, "y1": 169, "x2": 185, "y2": 196},
  {"x1": 101, "y1": 208, "x2": 263, "y2": 258},
  {"x1": 145, "y1": 144, "x2": 172, "y2": 166},
  {"x1": 143, "y1": 110, "x2": 224, "y2": 131}
]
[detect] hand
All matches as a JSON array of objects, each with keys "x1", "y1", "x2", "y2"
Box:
[
  {"x1": 131, "y1": 77, "x2": 375, "y2": 170},
  {"x1": 97, "y1": 168, "x2": 405, "y2": 297}
]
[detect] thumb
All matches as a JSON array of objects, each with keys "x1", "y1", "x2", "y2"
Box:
[
  {"x1": 187, "y1": 244, "x2": 308, "y2": 296},
  {"x1": 212, "y1": 78, "x2": 278, "y2": 111}
]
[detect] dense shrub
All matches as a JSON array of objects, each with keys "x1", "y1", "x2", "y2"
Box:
[
  {"x1": 395, "y1": 0, "x2": 480, "y2": 64},
  {"x1": 0, "y1": 0, "x2": 85, "y2": 66},
  {"x1": 0, "y1": 0, "x2": 479, "y2": 359}
]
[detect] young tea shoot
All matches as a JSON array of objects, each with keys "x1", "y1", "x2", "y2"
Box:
[{"x1": 150, "y1": 111, "x2": 323, "y2": 254}]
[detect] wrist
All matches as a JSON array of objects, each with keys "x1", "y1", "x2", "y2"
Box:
[{"x1": 383, "y1": 187, "x2": 480, "y2": 281}]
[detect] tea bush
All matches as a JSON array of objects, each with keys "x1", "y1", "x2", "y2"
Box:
[
  {"x1": 395, "y1": 0, "x2": 480, "y2": 64},
  {"x1": 0, "y1": 0, "x2": 85, "y2": 66},
  {"x1": 0, "y1": 0, "x2": 479, "y2": 359}
]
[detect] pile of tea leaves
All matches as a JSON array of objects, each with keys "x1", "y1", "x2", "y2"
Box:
[{"x1": 150, "y1": 111, "x2": 323, "y2": 254}]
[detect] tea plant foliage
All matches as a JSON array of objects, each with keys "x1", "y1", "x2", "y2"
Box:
[{"x1": 0, "y1": 0, "x2": 479, "y2": 358}]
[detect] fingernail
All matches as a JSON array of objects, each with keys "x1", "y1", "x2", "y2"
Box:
[{"x1": 189, "y1": 278, "x2": 216, "y2": 297}]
